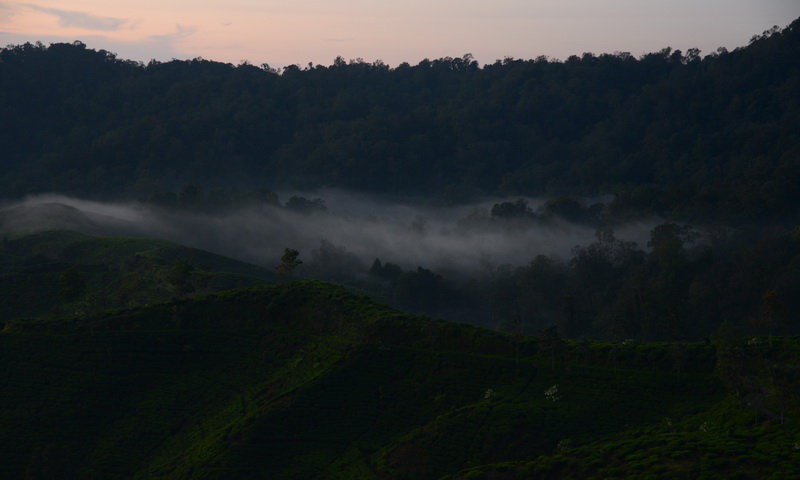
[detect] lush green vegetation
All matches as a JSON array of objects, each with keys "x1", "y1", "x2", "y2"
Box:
[
  {"x1": 1, "y1": 279, "x2": 797, "y2": 479},
  {"x1": 0, "y1": 230, "x2": 273, "y2": 321},
  {"x1": 1, "y1": 18, "x2": 799, "y2": 223}
]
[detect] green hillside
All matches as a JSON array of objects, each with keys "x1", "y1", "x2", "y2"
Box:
[
  {"x1": 447, "y1": 394, "x2": 800, "y2": 480},
  {"x1": 0, "y1": 230, "x2": 274, "y2": 321},
  {"x1": 2, "y1": 280, "x2": 796, "y2": 479}
]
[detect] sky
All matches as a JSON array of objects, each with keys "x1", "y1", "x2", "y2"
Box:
[{"x1": 1, "y1": 1, "x2": 799, "y2": 67}]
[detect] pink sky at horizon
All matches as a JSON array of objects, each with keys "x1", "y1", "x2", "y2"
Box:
[{"x1": 1, "y1": 0, "x2": 799, "y2": 66}]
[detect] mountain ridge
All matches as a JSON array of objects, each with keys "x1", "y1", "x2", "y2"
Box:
[{"x1": 1, "y1": 17, "x2": 799, "y2": 221}]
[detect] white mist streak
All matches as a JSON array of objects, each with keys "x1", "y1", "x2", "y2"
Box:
[{"x1": 0, "y1": 192, "x2": 658, "y2": 273}]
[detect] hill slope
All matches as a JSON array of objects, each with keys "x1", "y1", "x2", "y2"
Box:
[
  {"x1": 2, "y1": 281, "x2": 796, "y2": 479},
  {"x1": 0, "y1": 230, "x2": 274, "y2": 321}
]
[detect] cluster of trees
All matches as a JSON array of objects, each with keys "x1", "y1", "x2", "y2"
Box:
[
  {"x1": 144, "y1": 184, "x2": 326, "y2": 214},
  {"x1": 257, "y1": 195, "x2": 797, "y2": 341},
  {"x1": 487, "y1": 197, "x2": 604, "y2": 225},
  {"x1": 1, "y1": 18, "x2": 799, "y2": 223}
]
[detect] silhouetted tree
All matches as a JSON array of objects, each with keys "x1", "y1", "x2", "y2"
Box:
[
  {"x1": 491, "y1": 199, "x2": 535, "y2": 220},
  {"x1": 276, "y1": 248, "x2": 302, "y2": 278}
]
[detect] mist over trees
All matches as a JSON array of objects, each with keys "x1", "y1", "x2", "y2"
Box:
[
  {"x1": 360, "y1": 222, "x2": 800, "y2": 341},
  {"x1": 1, "y1": 18, "x2": 799, "y2": 224},
  {"x1": 0, "y1": 19, "x2": 799, "y2": 341}
]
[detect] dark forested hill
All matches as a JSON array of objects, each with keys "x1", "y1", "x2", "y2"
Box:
[{"x1": 2, "y1": 18, "x2": 799, "y2": 222}]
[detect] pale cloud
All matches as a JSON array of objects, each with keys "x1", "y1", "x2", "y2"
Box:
[
  {"x1": 0, "y1": 3, "x2": 17, "y2": 23},
  {"x1": 0, "y1": 3, "x2": 196, "y2": 60},
  {"x1": 22, "y1": 3, "x2": 127, "y2": 31},
  {"x1": 0, "y1": 3, "x2": 17, "y2": 24},
  {"x1": 148, "y1": 24, "x2": 196, "y2": 43}
]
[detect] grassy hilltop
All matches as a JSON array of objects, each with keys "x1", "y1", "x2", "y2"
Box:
[{"x1": 0, "y1": 230, "x2": 274, "y2": 321}]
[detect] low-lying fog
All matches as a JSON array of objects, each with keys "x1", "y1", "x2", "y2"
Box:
[{"x1": 0, "y1": 191, "x2": 658, "y2": 275}]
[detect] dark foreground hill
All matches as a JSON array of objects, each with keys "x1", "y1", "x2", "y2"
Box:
[{"x1": 1, "y1": 281, "x2": 797, "y2": 479}]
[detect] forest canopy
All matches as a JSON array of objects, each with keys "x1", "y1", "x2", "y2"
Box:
[{"x1": 1, "y1": 18, "x2": 799, "y2": 224}]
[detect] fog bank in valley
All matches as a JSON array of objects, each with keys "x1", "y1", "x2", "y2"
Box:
[{"x1": 0, "y1": 191, "x2": 658, "y2": 275}]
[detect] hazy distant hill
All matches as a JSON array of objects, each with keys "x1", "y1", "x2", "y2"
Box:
[{"x1": 1, "y1": 18, "x2": 799, "y2": 222}]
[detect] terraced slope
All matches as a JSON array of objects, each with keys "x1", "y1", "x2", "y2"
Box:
[
  {"x1": 445, "y1": 398, "x2": 800, "y2": 480},
  {"x1": 5, "y1": 281, "x2": 785, "y2": 479}
]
